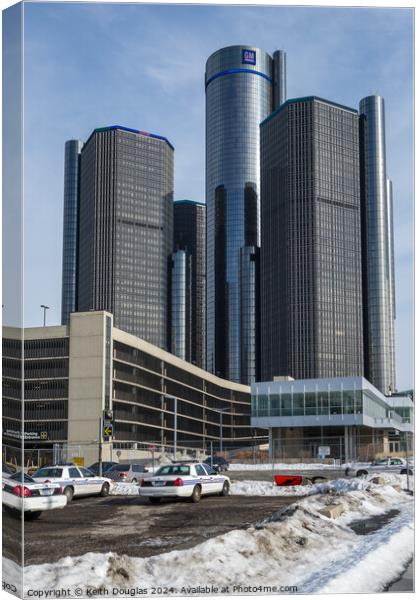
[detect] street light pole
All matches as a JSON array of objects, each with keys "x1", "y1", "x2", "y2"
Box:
[
  {"x1": 217, "y1": 407, "x2": 230, "y2": 455},
  {"x1": 165, "y1": 396, "x2": 177, "y2": 460},
  {"x1": 40, "y1": 305, "x2": 50, "y2": 327},
  {"x1": 174, "y1": 396, "x2": 177, "y2": 460},
  {"x1": 219, "y1": 411, "x2": 223, "y2": 454}
]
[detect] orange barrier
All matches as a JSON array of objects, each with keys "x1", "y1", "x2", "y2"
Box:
[{"x1": 274, "y1": 474, "x2": 303, "y2": 486}]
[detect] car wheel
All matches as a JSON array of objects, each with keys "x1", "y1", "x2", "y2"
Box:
[
  {"x1": 132, "y1": 478, "x2": 137, "y2": 484},
  {"x1": 25, "y1": 511, "x2": 42, "y2": 521},
  {"x1": 219, "y1": 481, "x2": 230, "y2": 496},
  {"x1": 100, "y1": 483, "x2": 110, "y2": 497},
  {"x1": 345, "y1": 467, "x2": 351, "y2": 476},
  {"x1": 64, "y1": 486, "x2": 74, "y2": 502},
  {"x1": 191, "y1": 485, "x2": 202, "y2": 503},
  {"x1": 356, "y1": 470, "x2": 368, "y2": 478},
  {"x1": 149, "y1": 497, "x2": 161, "y2": 504}
]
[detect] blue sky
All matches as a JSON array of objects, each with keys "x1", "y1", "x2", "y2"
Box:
[{"x1": 8, "y1": 2, "x2": 414, "y2": 389}]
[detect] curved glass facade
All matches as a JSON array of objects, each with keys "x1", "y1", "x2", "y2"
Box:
[
  {"x1": 359, "y1": 96, "x2": 395, "y2": 394},
  {"x1": 61, "y1": 139, "x2": 83, "y2": 325},
  {"x1": 205, "y1": 45, "x2": 285, "y2": 384}
]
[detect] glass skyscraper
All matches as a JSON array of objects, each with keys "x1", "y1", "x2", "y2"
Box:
[
  {"x1": 260, "y1": 97, "x2": 364, "y2": 381},
  {"x1": 205, "y1": 45, "x2": 286, "y2": 384},
  {"x1": 359, "y1": 96, "x2": 396, "y2": 394},
  {"x1": 61, "y1": 139, "x2": 83, "y2": 325},
  {"x1": 171, "y1": 249, "x2": 190, "y2": 361},
  {"x1": 172, "y1": 200, "x2": 206, "y2": 367},
  {"x1": 77, "y1": 126, "x2": 174, "y2": 349}
]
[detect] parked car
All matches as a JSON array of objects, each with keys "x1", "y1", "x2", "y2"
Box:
[
  {"x1": 345, "y1": 457, "x2": 412, "y2": 478},
  {"x1": 203, "y1": 456, "x2": 229, "y2": 473},
  {"x1": 106, "y1": 463, "x2": 149, "y2": 483},
  {"x1": 139, "y1": 461, "x2": 230, "y2": 504},
  {"x1": 2, "y1": 471, "x2": 67, "y2": 520},
  {"x1": 31, "y1": 465, "x2": 112, "y2": 501},
  {"x1": 87, "y1": 461, "x2": 119, "y2": 476},
  {"x1": 2, "y1": 463, "x2": 16, "y2": 478}
]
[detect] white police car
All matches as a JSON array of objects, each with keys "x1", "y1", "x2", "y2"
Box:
[
  {"x1": 2, "y1": 471, "x2": 67, "y2": 520},
  {"x1": 31, "y1": 464, "x2": 112, "y2": 502},
  {"x1": 139, "y1": 462, "x2": 230, "y2": 503}
]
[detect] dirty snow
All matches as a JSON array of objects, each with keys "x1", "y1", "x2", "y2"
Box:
[
  {"x1": 110, "y1": 482, "x2": 140, "y2": 496},
  {"x1": 2, "y1": 475, "x2": 413, "y2": 596},
  {"x1": 230, "y1": 477, "x2": 369, "y2": 497},
  {"x1": 229, "y1": 462, "x2": 340, "y2": 471},
  {"x1": 230, "y1": 473, "x2": 411, "y2": 499}
]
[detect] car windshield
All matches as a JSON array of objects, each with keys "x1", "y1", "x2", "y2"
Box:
[
  {"x1": 9, "y1": 472, "x2": 35, "y2": 483},
  {"x1": 110, "y1": 464, "x2": 130, "y2": 471},
  {"x1": 33, "y1": 468, "x2": 63, "y2": 478},
  {"x1": 79, "y1": 468, "x2": 95, "y2": 477},
  {"x1": 155, "y1": 465, "x2": 190, "y2": 476}
]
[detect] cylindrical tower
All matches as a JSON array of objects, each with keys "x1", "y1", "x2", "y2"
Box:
[
  {"x1": 359, "y1": 95, "x2": 395, "y2": 394},
  {"x1": 386, "y1": 177, "x2": 396, "y2": 392},
  {"x1": 61, "y1": 139, "x2": 83, "y2": 325},
  {"x1": 205, "y1": 45, "x2": 285, "y2": 383},
  {"x1": 171, "y1": 249, "x2": 190, "y2": 361},
  {"x1": 273, "y1": 50, "x2": 287, "y2": 109}
]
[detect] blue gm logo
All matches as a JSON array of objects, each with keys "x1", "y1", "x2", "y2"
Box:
[{"x1": 242, "y1": 49, "x2": 256, "y2": 65}]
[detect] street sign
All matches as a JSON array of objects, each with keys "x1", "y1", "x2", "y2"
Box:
[
  {"x1": 103, "y1": 421, "x2": 113, "y2": 437},
  {"x1": 318, "y1": 446, "x2": 330, "y2": 459}
]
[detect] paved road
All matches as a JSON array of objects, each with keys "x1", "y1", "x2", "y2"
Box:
[
  {"x1": 387, "y1": 560, "x2": 414, "y2": 592},
  {"x1": 3, "y1": 493, "x2": 298, "y2": 566}
]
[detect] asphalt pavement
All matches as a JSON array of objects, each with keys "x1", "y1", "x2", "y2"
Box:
[{"x1": 3, "y1": 492, "x2": 298, "y2": 566}]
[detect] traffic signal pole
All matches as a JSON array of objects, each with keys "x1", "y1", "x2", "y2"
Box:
[{"x1": 98, "y1": 416, "x2": 103, "y2": 477}]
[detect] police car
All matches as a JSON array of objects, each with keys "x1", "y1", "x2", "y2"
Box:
[
  {"x1": 139, "y1": 461, "x2": 230, "y2": 503},
  {"x1": 31, "y1": 464, "x2": 113, "y2": 501},
  {"x1": 2, "y1": 471, "x2": 67, "y2": 520}
]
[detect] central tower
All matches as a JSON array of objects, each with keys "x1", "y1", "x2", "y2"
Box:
[{"x1": 205, "y1": 45, "x2": 286, "y2": 383}]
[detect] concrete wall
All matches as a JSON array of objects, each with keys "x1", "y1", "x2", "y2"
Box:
[{"x1": 67, "y1": 312, "x2": 109, "y2": 451}]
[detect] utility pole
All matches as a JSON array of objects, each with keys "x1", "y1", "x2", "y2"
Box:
[{"x1": 40, "y1": 304, "x2": 50, "y2": 327}]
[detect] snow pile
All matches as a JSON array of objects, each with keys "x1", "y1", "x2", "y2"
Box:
[
  {"x1": 110, "y1": 482, "x2": 140, "y2": 496},
  {"x1": 230, "y1": 462, "x2": 340, "y2": 471},
  {"x1": 230, "y1": 477, "x2": 369, "y2": 497},
  {"x1": 5, "y1": 477, "x2": 413, "y2": 595}
]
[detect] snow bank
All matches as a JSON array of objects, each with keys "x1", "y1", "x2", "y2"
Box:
[
  {"x1": 229, "y1": 462, "x2": 340, "y2": 471},
  {"x1": 231, "y1": 472, "x2": 412, "y2": 498},
  {"x1": 5, "y1": 477, "x2": 413, "y2": 596},
  {"x1": 230, "y1": 477, "x2": 370, "y2": 497}
]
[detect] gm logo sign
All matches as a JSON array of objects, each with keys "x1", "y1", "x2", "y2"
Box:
[{"x1": 242, "y1": 49, "x2": 256, "y2": 65}]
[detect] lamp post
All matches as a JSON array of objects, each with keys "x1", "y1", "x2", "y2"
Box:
[
  {"x1": 216, "y1": 407, "x2": 230, "y2": 455},
  {"x1": 165, "y1": 395, "x2": 177, "y2": 460},
  {"x1": 40, "y1": 305, "x2": 50, "y2": 327}
]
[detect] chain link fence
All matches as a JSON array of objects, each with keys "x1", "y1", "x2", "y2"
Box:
[{"x1": 3, "y1": 430, "x2": 412, "y2": 472}]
